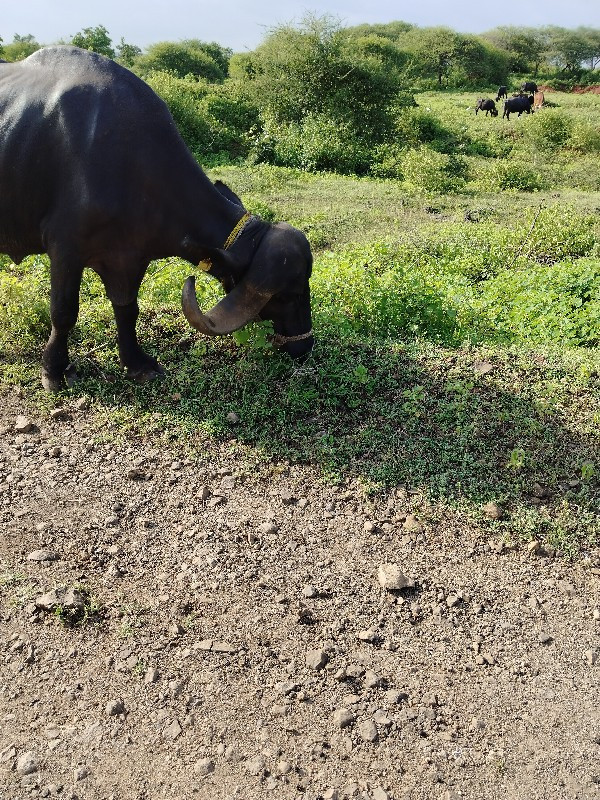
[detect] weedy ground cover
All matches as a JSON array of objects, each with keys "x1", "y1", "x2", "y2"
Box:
[{"x1": 1, "y1": 90, "x2": 599, "y2": 553}]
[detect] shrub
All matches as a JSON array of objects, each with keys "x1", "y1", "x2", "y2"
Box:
[
  {"x1": 525, "y1": 109, "x2": 574, "y2": 151},
  {"x1": 400, "y1": 146, "x2": 468, "y2": 194},
  {"x1": 481, "y1": 159, "x2": 546, "y2": 192},
  {"x1": 311, "y1": 243, "x2": 459, "y2": 342},
  {"x1": 466, "y1": 257, "x2": 600, "y2": 346}
]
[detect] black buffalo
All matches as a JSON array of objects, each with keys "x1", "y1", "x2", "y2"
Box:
[
  {"x1": 496, "y1": 85, "x2": 508, "y2": 101},
  {"x1": 503, "y1": 95, "x2": 534, "y2": 120},
  {"x1": 521, "y1": 81, "x2": 538, "y2": 93},
  {"x1": 475, "y1": 98, "x2": 498, "y2": 117},
  {"x1": 0, "y1": 47, "x2": 314, "y2": 391}
]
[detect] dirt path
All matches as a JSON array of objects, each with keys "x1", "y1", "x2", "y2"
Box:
[{"x1": 1, "y1": 388, "x2": 599, "y2": 800}]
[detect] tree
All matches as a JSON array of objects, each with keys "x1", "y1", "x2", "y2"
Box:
[
  {"x1": 133, "y1": 41, "x2": 227, "y2": 82},
  {"x1": 546, "y1": 26, "x2": 590, "y2": 74},
  {"x1": 71, "y1": 25, "x2": 115, "y2": 58},
  {"x1": 2, "y1": 34, "x2": 41, "y2": 61},
  {"x1": 116, "y1": 37, "x2": 141, "y2": 67},
  {"x1": 483, "y1": 26, "x2": 548, "y2": 75},
  {"x1": 403, "y1": 27, "x2": 460, "y2": 86},
  {"x1": 577, "y1": 27, "x2": 600, "y2": 70}
]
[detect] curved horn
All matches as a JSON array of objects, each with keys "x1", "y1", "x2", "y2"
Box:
[{"x1": 182, "y1": 276, "x2": 273, "y2": 336}]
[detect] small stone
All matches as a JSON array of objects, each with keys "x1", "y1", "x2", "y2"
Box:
[
  {"x1": 74, "y1": 396, "x2": 90, "y2": 411},
  {"x1": 584, "y1": 649, "x2": 598, "y2": 666},
  {"x1": 28, "y1": 549, "x2": 59, "y2": 562},
  {"x1": 302, "y1": 584, "x2": 317, "y2": 598},
  {"x1": 306, "y1": 648, "x2": 329, "y2": 670},
  {"x1": 17, "y1": 751, "x2": 39, "y2": 775},
  {"x1": 323, "y1": 790, "x2": 339, "y2": 800},
  {"x1": 446, "y1": 594, "x2": 460, "y2": 608},
  {"x1": 385, "y1": 689, "x2": 406, "y2": 705},
  {"x1": 198, "y1": 485, "x2": 211, "y2": 502},
  {"x1": 333, "y1": 708, "x2": 355, "y2": 729},
  {"x1": 105, "y1": 699, "x2": 125, "y2": 716},
  {"x1": 364, "y1": 520, "x2": 378, "y2": 532},
  {"x1": 373, "y1": 710, "x2": 392, "y2": 727},
  {"x1": 162, "y1": 719, "x2": 182, "y2": 741},
  {"x1": 212, "y1": 641, "x2": 236, "y2": 654},
  {"x1": 483, "y1": 501, "x2": 503, "y2": 520},
  {"x1": 473, "y1": 361, "x2": 494, "y2": 375},
  {"x1": 364, "y1": 669, "x2": 383, "y2": 689},
  {"x1": 276, "y1": 761, "x2": 292, "y2": 775},
  {"x1": 358, "y1": 719, "x2": 378, "y2": 742},
  {"x1": 357, "y1": 628, "x2": 378, "y2": 643},
  {"x1": 226, "y1": 411, "x2": 240, "y2": 424},
  {"x1": 372, "y1": 789, "x2": 390, "y2": 800},
  {"x1": 532, "y1": 482, "x2": 550, "y2": 499},
  {"x1": 377, "y1": 563, "x2": 414, "y2": 591},
  {"x1": 15, "y1": 416, "x2": 34, "y2": 433},
  {"x1": 538, "y1": 632, "x2": 553, "y2": 644},
  {"x1": 144, "y1": 667, "x2": 159, "y2": 684},
  {"x1": 527, "y1": 540, "x2": 541, "y2": 555},
  {"x1": 194, "y1": 758, "x2": 214, "y2": 776},
  {"x1": 403, "y1": 514, "x2": 424, "y2": 533},
  {"x1": 74, "y1": 767, "x2": 89, "y2": 781},
  {"x1": 244, "y1": 755, "x2": 265, "y2": 776},
  {"x1": 258, "y1": 521, "x2": 279, "y2": 536},
  {"x1": 593, "y1": 609, "x2": 600, "y2": 621}
]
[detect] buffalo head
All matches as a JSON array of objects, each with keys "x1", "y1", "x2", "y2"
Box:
[{"x1": 181, "y1": 217, "x2": 314, "y2": 360}]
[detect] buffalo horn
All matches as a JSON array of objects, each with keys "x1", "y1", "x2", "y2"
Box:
[{"x1": 181, "y1": 276, "x2": 273, "y2": 336}]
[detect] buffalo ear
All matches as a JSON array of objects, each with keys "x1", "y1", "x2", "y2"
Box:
[{"x1": 213, "y1": 180, "x2": 244, "y2": 207}]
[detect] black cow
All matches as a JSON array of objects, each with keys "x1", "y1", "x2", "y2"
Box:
[
  {"x1": 503, "y1": 95, "x2": 534, "y2": 120},
  {"x1": 521, "y1": 81, "x2": 538, "y2": 93},
  {"x1": 496, "y1": 85, "x2": 508, "y2": 101},
  {"x1": 475, "y1": 98, "x2": 498, "y2": 117},
  {"x1": 0, "y1": 47, "x2": 314, "y2": 391}
]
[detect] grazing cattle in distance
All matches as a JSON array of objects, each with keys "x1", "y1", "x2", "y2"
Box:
[
  {"x1": 475, "y1": 98, "x2": 498, "y2": 117},
  {"x1": 503, "y1": 95, "x2": 535, "y2": 120},
  {"x1": 534, "y1": 91, "x2": 545, "y2": 109},
  {"x1": 496, "y1": 85, "x2": 508, "y2": 101},
  {"x1": 0, "y1": 47, "x2": 315, "y2": 391},
  {"x1": 521, "y1": 81, "x2": 538, "y2": 93}
]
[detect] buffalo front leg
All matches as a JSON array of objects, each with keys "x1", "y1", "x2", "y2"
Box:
[
  {"x1": 112, "y1": 299, "x2": 165, "y2": 383},
  {"x1": 41, "y1": 258, "x2": 84, "y2": 392}
]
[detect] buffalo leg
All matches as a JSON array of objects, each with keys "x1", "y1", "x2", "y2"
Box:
[
  {"x1": 42, "y1": 257, "x2": 83, "y2": 392},
  {"x1": 112, "y1": 299, "x2": 165, "y2": 382}
]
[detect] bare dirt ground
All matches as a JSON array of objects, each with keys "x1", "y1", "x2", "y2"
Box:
[{"x1": 1, "y1": 386, "x2": 599, "y2": 800}]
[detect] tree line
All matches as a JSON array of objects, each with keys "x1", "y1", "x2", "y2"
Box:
[{"x1": 1, "y1": 17, "x2": 599, "y2": 177}]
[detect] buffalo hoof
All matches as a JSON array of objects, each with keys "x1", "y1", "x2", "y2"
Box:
[
  {"x1": 126, "y1": 363, "x2": 166, "y2": 384},
  {"x1": 41, "y1": 364, "x2": 78, "y2": 392}
]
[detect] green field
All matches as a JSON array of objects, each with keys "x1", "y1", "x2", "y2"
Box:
[{"x1": 1, "y1": 90, "x2": 599, "y2": 553}]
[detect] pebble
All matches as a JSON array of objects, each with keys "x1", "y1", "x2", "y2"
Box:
[
  {"x1": 372, "y1": 789, "x2": 390, "y2": 800},
  {"x1": 403, "y1": 514, "x2": 424, "y2": 533},
  {"x1": 226, "y1": 412, "x2": 240, "y2": 424},
  {"x1": 364, "y1": 669, "x2": 382, "y2": 689},
  {"x1": 357, "y1": 628, "x2": 378, "y2": 643},
  {"x1": 194, "y1": 758, "x2": 214, "y2": 776},
  {"x1": 358, "y1": 719, "x2": 378, "y2": 742},
  {"x1": 28, "y1": 549, "x2": 59, "y2": 562},
  {"x1": 377, "y1": 563, "x2": 414, "y2": 591},
  {"x1": 333, "y1": 708, "x2": 355, "y2": 729},
  {"x1": 302, "y1": 584, "x2": 317, "y2": 598},
  {"x1": 14, "y1": 416, "x2": 34, "y2": 433},
  {"x1": 105, "y1": 699, "x2": 125, "y2": 716},
  {"x1": 483, "y1": 501, "x2": 504, "y2": 520},
  {"x1": 276, "y1": 761, "x2": 292, "y2": 775},
  {"x1": 244, "y1": 755, "x2": 265, "y2": 776},
  {"x1": 145, "y1": 667, "x2": 159, "y2": 684},
  {"x1": 306, "y1": 648, "x2": 329, "y2": 670},
  {"x1": 74, "y1": 767, "x2": 89, "y2": 781},
  {"x1": 17, "y1": 751, "x2": 39, "y2": 775},
  {"x1": 162, "y1": 719, "x2": 182, "y2": 741},
  {"x1": 258, "y1": 521, "x2": 279, "y2": 535}
]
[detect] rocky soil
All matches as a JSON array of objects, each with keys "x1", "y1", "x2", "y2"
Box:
[{"x1": 1, "y1": 387, "x2": 599, "y2": 800}]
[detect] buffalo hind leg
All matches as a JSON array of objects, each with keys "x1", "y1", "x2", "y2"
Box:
[
  {"x1": 112, "y1": 299, "x2": 165, "y2": 383},
  {"x1": 42, "y1": 256, "x2": 84, "y2": 392}
]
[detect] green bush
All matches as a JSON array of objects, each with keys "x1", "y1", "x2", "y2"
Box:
[
  {"x1": 525, "y1": 109, "x2": 574, "y2": 151},
  {"x1": 0, "y1": 259, "x2": 51, "y2": 355},
  {"x1": 481, "y1": 159, "x2": 546, "y2": 192},
  {"x1": 466, "y1": 257, "x2": 600, "y2": 345},
  {"x1": 311, "y1": 243, "x2": 459, "y2": 342},
  {"x1": 255, "y1": 114, "x2": 370, "y2": 174},
  {"x1": 400, "y1": 146, "x2": 468, "y2": 193}
]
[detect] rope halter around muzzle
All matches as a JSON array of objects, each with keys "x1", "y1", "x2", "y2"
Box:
[{"x1": 197, "y1": 212, "x2": 313, "y2": 347}]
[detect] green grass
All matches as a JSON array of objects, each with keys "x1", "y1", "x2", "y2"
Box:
[{"x1": 1, "y1": 89, "x2": 599, "y2": 555}]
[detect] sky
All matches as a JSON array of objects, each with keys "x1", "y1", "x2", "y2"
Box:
[{"x1": 2, "y1": 0, "x2": 599, "y2": 53}]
